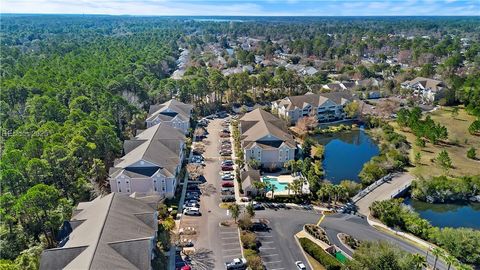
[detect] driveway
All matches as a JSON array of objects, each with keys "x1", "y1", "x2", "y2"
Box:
[{"x1": 190, "y1": 117, "x2": 243, "y2": 270}]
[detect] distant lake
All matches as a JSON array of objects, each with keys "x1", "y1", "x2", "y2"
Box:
[{"x1": 313, "y1": 129, "x2": 380, "y2": 184}]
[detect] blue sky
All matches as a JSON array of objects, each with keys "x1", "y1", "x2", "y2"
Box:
[{"x1": 1, "y1": 0, "x2": 479, "y2": 16}]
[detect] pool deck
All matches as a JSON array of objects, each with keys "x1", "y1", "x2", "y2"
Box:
[{"x1": 262, "y1": 173, "x2": 310, "y2": 197}]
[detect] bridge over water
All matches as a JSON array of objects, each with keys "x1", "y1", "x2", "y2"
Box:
[{"x1": 353, "y1": 172, "x2": 414, "y2": 216}]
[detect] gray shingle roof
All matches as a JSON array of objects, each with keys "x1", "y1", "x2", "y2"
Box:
[
  {"x1": 112, "y1": 123, "x2": 185, "y2": 176},
  {"x1": 239, "y1": 109, "x2": 296, "y2": 149},
  {"x1": 40, "y1": 193, "x2": 158, "y2": 270},
  {"x1": 146, "y1": 99, "x2": 193, "y2": 122},
  {"x1": 274, "y1": 92, "x2": 353, "y2": 111}
]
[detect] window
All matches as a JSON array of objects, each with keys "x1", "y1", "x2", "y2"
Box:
[
  {"x1": 117, "y1": 181, "x2": 122, "y2": 193},
  {"x1": 154, "y1": 180, "x2": 157, "y2": 191}
]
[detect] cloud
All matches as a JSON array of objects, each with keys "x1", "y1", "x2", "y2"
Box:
[{"x1": 1, "y1": 0, "x2": 479, "y2": 16}]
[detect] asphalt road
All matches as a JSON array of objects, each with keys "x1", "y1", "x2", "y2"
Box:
[
  {"x1": 255, "y1": 209, "x2": 320, "y2": 270},
  {"x1": 321, "y1": 213, "x2": 449, "y2": 270}
]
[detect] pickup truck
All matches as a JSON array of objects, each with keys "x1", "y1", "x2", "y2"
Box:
[{"x1": 224, "y1": 258, "x2": 247, "y2": 270}]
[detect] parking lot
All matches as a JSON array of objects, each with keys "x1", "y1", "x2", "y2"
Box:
[
  {"x1": 177, "y1": 114, "x2": 322, "y2": 270},
  {"x1": 256, "y1": 229, "x2": 285, "y2": 270},
  {"x1": 218, "y1": 226, "x2": 243, "y2": 263}
]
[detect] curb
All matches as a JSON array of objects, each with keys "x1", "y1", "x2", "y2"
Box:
[{"x1": 294, "y1": 234, "x2": 314, "y2": 270}]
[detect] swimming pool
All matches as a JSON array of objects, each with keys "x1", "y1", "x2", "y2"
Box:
[{"x1": 262, "y1": 177, "x2": 288, "y2": 192}]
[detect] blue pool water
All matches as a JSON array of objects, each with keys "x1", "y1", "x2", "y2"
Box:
[
  {"x1": 315, "y1": 129, "x2": 380, "y2": 184},
  {"x1": 262, "y1": 177, "x2": 288, "y2": 192}
]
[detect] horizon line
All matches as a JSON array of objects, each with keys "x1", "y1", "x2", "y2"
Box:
[{"x1": 2, "y1": 13, "x2": 479, "y2": 17}]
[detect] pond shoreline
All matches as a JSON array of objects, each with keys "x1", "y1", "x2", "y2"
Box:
[{"x1": 403, "y1": 196, "x2": 480, "y2": 229}]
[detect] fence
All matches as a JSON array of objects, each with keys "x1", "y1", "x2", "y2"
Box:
[{"x1": 352, "y1": 173, "x2": 394, "y2": 203}]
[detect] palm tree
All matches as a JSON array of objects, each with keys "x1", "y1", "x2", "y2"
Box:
[
  {"x1": 410, "y1": 253, "x2": 427, "y2": 270},
  {"x1": 443, "y1": 254, "x2": 457, "y2": 270},
  {"x1": 268, "y1": 182, "x2": 277, "y2": 199},
  {"x1": 432, "y1": 247, "x2": 444, "y2": 270},
  {"x1": 246, "y1": 203, "x2": 255, "y2": 218},
  {"x1": 229, "y1": 204, "x2": 241, "y2": 223},
  {"x1": 332, "y1": 185, "x2": 348, "y2": 206},
  {"x1": 252, "y1": 181, "x2": 267, "y2": 197},
  {"x1": 286, "y1": 182, "x2": 293, "y2": 195},
  {"x1": 292, "y1": 179, "x2": 303, "y2": 198}
]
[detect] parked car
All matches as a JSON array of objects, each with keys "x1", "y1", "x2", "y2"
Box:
[
  {"x1": 183, "y1": 202, "x2": 200, "y2": 208},
  {"x1": 222, "y1": 181, "x2": 234, "y2": 188},
  {"x1": 295, "y1": 261, "x2": 307, "y2": 270},
  {"x1": 222, "y1": 160, "x2": 234, "y2": 165},
  {"x1": 183, "y1": 207, "x2": 201, "y2": 216},
  {"x1": 221, "y1": 195, "x2": 235, "y2": 202},
  {"x1": 252, "y1": 203, "x2": 265, "y2": 210},
  {"x1": 221, "y1": 188, "x2": 234, "y2": 195},
  {"x1": 221, "y1": 166, "x2": 233, "y2": 171},
  {"x1": 221, "y1": 174, "x2": 234, "y2": 181},
  {"x1": 185, "y1": 199, "x2": 200, "y2": 205},
  {"x1": 221, "y1": 128, "x2": 230, "y2": 134},
  {"x1": 225, "y1": 258, "x2": 247, "y2": 270},
  {"x1": 220, "y1": 151, "x2": 232, "y2": 156},
  {"x1": 219, "y1": 133, "x2": 230, "y2": 138},
  {"x1": 217, "y1": 111, "x2": 228, "y2": 118},
  {"x1": 251, "y1": 222, "x2": 269, "y2": 231}
]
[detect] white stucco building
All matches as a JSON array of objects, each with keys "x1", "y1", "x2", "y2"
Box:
[
  {"x1": 109, "y1": 124, "x2": 186, "y2": 198},
  {"x1": 239, "y1": 109, "x2": 296, "y2": 169},
  {"x1": 271, "y1": 92, "x2": 353, "y2": 124}
]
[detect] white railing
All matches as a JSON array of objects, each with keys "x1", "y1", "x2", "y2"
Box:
[{"x1": 352, "y1": 173, "x2": 394, "y2": 203}]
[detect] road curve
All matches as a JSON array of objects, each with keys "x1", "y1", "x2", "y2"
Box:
[{"x1": 321, "y1": 213, "x2": 449, "y2": 270}]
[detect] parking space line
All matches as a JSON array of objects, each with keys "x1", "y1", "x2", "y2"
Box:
[
  {"x1": 261, "y1": 241, "x2": 274, "y2": 244},
  {"x1": 219, "y1": 231, "x2": 238, "y2": 234},
  {"x1": 223, "y1": 248, "x2": 241, "y2": 252},
  {"x1": 264, "y1": 260, "x2": 282, "y2": 264},
  {"x1": 222, "y1": 242, "x2": 240, "y2": 246},
  {"x1": 269, "y1": 268, "x2": 285, "y2": 270},
  {"x1": 221, "y1": 236, "x2": 240, "y2": 240},
  {"x1": 261, "y1": 254, "x2": 279, "y2": 257},
  {"x1": 259, "y1": 247, "x2": 276, "y2": 250}
]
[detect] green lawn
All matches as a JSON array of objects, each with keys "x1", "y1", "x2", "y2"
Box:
[{"x1": 392, "y1": 106, "x2": 480, "y2": 178}]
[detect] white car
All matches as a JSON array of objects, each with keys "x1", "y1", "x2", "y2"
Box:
[
  {"x1": 183, "y1": 207, "x2": 201, "y2": 216},
  {"x1": 295, "y1": 261, "x2": 306, "y2": 270}
]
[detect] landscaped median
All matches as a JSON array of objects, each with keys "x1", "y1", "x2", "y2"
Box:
[
  {"x1": 298, "y1": 238, "x2": 343, "y2": 270},
  {"x1": 296, "y1": 224, "x2": 349, "y2": 270}
]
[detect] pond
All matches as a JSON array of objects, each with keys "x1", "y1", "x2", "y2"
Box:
[
  {"x1": 404, "y1": 198, "x2": 480, "y2": 229},
  {"x1": 313, "y1": 129, "x2": 380, "y2": 184}
]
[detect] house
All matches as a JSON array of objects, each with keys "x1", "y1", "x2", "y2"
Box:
[
  {"x1": 146, "y1": 99, "x2": 193, "y2": 134},
  {"x1": 109, "y1": 123, "x2": 186, "y2": 198},
  {"x1": 322, "y1": 83, "x2": 347, "y2": 91},
  {"x1": 401, "y1": 77, "x2": 446, "y2": 103},
  {"x1": 355, "y1": 78, "x2": 380, "y2": 89},
  {"x1": 240, "y1": 169, "x2": 261, "y2": 197},
  {"x1": 303, "y1": 66, "x2": 318, "y2": 76},
  {"x1": 39, "y1": 193, "x2": 159, "y2": 270},
  {"x1": 239, "y1": 109, "x2": 296, "y2": 169},
  {"x1": 272, "y1": 92, "x2": 353, "y2": 124}
]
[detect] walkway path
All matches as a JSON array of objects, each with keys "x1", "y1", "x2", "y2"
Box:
[{"x1": 356, "y1": 172, "x2": 414, "y2": 215}]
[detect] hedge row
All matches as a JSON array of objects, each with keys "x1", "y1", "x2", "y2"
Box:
[{"x1": 299, "y1": 238, "x2": 342, "y2": 270}]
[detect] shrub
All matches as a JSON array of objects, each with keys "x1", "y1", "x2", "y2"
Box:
[
  {"x1": 244, "y1": 249, "x2": 264, "y2": 270},
  {"x1": 305, "y1": 224, "x2": 330, "y2": 245},
  {"x1": 467, "y1": 147, "x2": 476, "y2": 159},
  {"x1": 241, "y1": 231, "x2": 258, "y2": 250},
  {"x1": 299, "y1": 238, "x2": 342, "y2": 270}
]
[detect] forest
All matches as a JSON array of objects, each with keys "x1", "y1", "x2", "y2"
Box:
[{"x1": 0, "y1": 14, "x2": 479, "y2": 269}]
